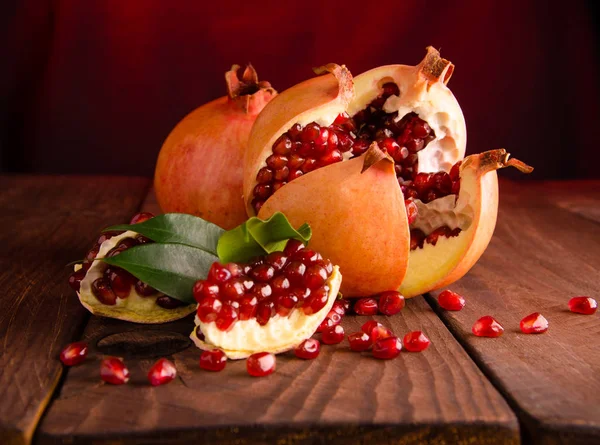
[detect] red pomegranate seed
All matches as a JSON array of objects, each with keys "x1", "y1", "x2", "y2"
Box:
[
  {"x1": 220, "y1": 278, "x2": 246, "y2": 300},
  {"x1": 568, "y1": 296, "x2": 598, "y2": 315},
  {"x1": 156, "y1": 296, "x2": 184, "y2": 309},
  {"x1": 472, "y1": 316, "x2": 504, "y2": 338},
  {"x1": 100, "y1": 357, "x2": 130, "y2": 385},
  {"x1": 372, "y1": 336, "x2": 402, "y2": 359},
  {"x1": 331, "y1": 300, "x2": 346, "y2": 316},
  {"x1": 68, "y1": 268, "x2": 86, "y2": 292},
  {"x1": 354, "y1": 298, "x2": 378, "y2": 315},
  {"x1": 270, "y1": 275, "x2": 290, "y2": 294},
  {"x1": 135, "y1": 280, "x2": 157, "y2": 296},
  {"x1": 438, "y1": 290, "x2": 466, "y2": 311},
  {"x1": 247, "y1": 352, "x2": 276, "y2": 377},
  {"x1": 193, "y1": 280, "x2": 218, "y2": 302},
  {"x1": 273, "y1": 134, "x2": 292, "y2": 155},
  {"x1": 284, "y1": 261, "x2": 306, "y2": 285},
  {"x1": 519, "y1": 312, "x2": 549, "y2": 334},
  {"x1": 264, "y1": 252, "x2": 288, "y2": 271},
  {"x1": 256, "y1": 300, "x2": 275, "y2": 325},
  {"x1": 215, "y1": 303, "x2": 239, "y2": 331},
  {"x1": 405, "y1": 200, "x2": 418, "y2": 225},
  {"x1": 195, "y1": 326, "x2": 205, "y2": 341},
  {"x1": 378, "y1": 291, "x2": 405, "y2": 315},
  {"x1": 208, "y1": 263, "x2": 232, "y2": 284},
  {"x1": 147, "y1": 358, "x2": 177, "y2": 386},
  {"x1": 322, "y1": 325, "x2": 345, "y2": 344},
  {"x1": 426, "y1": 227, "x2": 451, "y2": 246},
  {"x1": 292, "y1": 249, "x2": 322, "y2": 264},
  {"x1": 325, "y1": 310, "x2": 342, "y2": 326},
  {"x1": 250, "y1": 264, "x2": 275, "y2": 282},
  {"x1": 316, "y1": 316, "x2": 336, "y2": 333},
  {"x1": 302, "y1": 286, "x2": 329, "y2": 315},
  {"x1": 197, "y1": 296, "x2": 222, "y2": 323},
  {"x1": 304, "y1": 265, "x2": 328, "y2": 289},
  {"x1": 199, "y1": 349, "x2": 227, "y2": 372},
  {"x1": 129, "y1": 212, "x2": 154, "y2": 225},
  {"x1": 239, "y1": 295, "x2": 258, "y2": 320},
  {"x1": 348, "y1": 332, "x2": 371, "y2": 351},
  {"x1": 275, "y1": 292, "x2": 299, "y2": 316},
  {"x1": 256, "y1": 167, "x2": 274, "y2": 184},
  {"x1": 91, "y1": 277, "x2": 117, "y2": 305},
  {"x1": 59, "y1": 342, "x2": 88, "y2": 366},
  {"x1": 294, "y1": 339, "x2": 320, "y2": 359},
  {"x1": 403, "y1": 331, "x2": 430, "y2": 352},
  {"x1": 104, "y1": 267, "x2": 135, "y2": 299}
]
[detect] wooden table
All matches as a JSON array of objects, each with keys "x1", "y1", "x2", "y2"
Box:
[{"x1": 1, "y1": 175, "x2": 599, "y2": 445}]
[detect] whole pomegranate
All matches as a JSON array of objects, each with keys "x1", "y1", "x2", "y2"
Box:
[{"x1": 155, "y1": 64, "x2": 277, "y2": 229}]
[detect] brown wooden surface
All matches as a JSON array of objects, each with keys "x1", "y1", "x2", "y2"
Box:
[
  {"x1": 426, "y1": 180, "x2": 600, "y2": 444},
  {"x1": 0, "y1": 176, "x2": 150, "y2": 445}
]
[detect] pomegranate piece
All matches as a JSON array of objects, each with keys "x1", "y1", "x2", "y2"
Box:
[
  {"x1": 294, "y1": 339, "x2": 321, "y2": 359},
  {"x1": 354, "y1": 298, "x2": 379, "y2": 315},
  {"x1": 403, "y1": 331, "x2": 430, "y2": 352},
  {"x1": 100, "y1": 357, "x2": 130, "y2": 385},
  {"x1": 568, "y1": 296, "x2": 598, "y2": 315},
  {"x1": 247, "y1": 352, "x2": 276, "y2": 377},
  {"x1": 372, "y1": 336, "x2": 402, "y2": 359},
  {"x1": 199, "y1": 349, "x2": 227, "y2": 372},
  {"x1": 321, "y1": 325, "x2": 345, "y2": 345},
  {"x1": 129, "y1": 212, "x2": 155, "y2": 225},
  {"x1": 378, "y1": 291, "x2": 405, "y2": 316},
  {"x1": 59, "y1": 342, "x2": 88, "y2": 366},
  {"x1": 472, "y1": 316, "x2": 504, "y2": 338},
  {"x1": 438, "y1": 289, "x2": 466, "y2": 311},
  {"x1": 147, "y1": 358, "x2": 177, "y2": 386},
  {"x1": 519, "y1": 312, "x2": 549, "y2": 334},
  {"x1": 348, "y1": 332, "x2": 371, "y2": 352}
]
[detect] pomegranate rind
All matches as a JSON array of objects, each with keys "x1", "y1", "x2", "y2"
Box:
[
  {"x1": 76, "y1": 231, "x2": 196, "y2": 324},
  {"x1": 401, "y1": 149, "x2": 533, "y2": 298},
  {"x1": 243, "y1": 64, "x2": 354, "y2": 216},
  {"x1": 257, "y1": 148, "x2": 409, "y2": 297},
  {"x1": 190, "y1": 267, "x2": 342, "y2": 360}
]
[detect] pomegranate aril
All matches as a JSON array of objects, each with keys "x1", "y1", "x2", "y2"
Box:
[
  {"x1": 247, "y1": 352, "x2": 276, "y2": 377},
  {"x1": 426, "y1": 226, "x2": 451, "y2": 246},
  {"x1": 352, "y1": 139, "x2": 370, "y2": 156},
  {"x1": 405, "y1": 200, "x2": 418, "y2": 225},
  {"x1": 354, "y1": 298, "x2": 378, "y2": 315},
  {"x1": 273, "y1": 134, "x2": 292, "y2": 155},
  {"x1": 197, "y1": 296, "x2": 222, "y2": 323},
  {"x1": 331, "y1": 300, "x2": 346, "y2": 316},
  {"x1": 293, "y1": 249, "x2": 322, "y2": 264},
  {"x1": 472, "y1": 316, "x2": 504, "y2": 338},
  {"x1": 284, "y1": 261, "x2": 306, "y2": 285},
  {"x1": 288, "y1": 153, "x2": 305, "y2": 168},
  {"x1": 348, "y1": 332, "x2": 371, "y2": 352},
  {"x1": 156, "y1": 296, "x2": 184, "y2": 309},
  {"x1": 449, "y1": 161, "x2": 462, "y2": 181},
  {"x1": 284, "y1": 239, "x2": 305, "y2": 256},
  {"x1": 372, "y1": 336, "x2": 402, "y2": 359},
  {"x1": 129, "y1": 212, "x2": 154, "y2": 225},
  {"x1": 288, "y1": 123, "x2": 302, "y2": 139},
  {"x1": 104, "y1": 267, "x2": 135, "y2": 299},
  {"x1": 403, "y1": 331, "x2": 430, "y2": 352},
  {"x1": 322, "y1": 324, "x2": 345, "y2": 345},
  {"x1": 135, "y1": 280, "x2": 157, "y2": 296},
  {"x1": 303, "y1": 265, "x2": 328, "y2": 289},
  {"x1": 301, "y1": 158, "x2": 318, "y2": 173},
  {"x1": 199, "y1": 349, "x2": 227, "y2": 372},
  {"x1": 438, "y1": 290, "x2": 465, "y2": 311},
  {"x1": 276, "y1": 292, "x2": 299, "y2": 317},
  {"x1": 273, "y1": 166, "x2": 289, "y2": 181},
  {"x1": 302, "y1": 286, "x2": 329, "y2": 315},
  {"x1": 413, "y1": 173, "x2": 433, "y2": 196},
  {"x1": 320, "y1": 149, "x2": 343, "y2": 165},
  {"x1": 266, "y1": 154, "x2": 288, "y2": 170},
  {"x1": 147, "y1": 358, "x2": 177, "y2": 386},
  {"x1": 325, "y1": 310, "x2": 342, "y2": 327},
  {"x1": 256, "y1": 300, "x2": 275, "y2": 325},
  {"x1": 195, "y1": 325, "x2": 205, "y2": 341},
  {"x1": 256, "y1": 167, "x2": 274, "y2": 184},
  {"x1": 60, "y1": 342, "x2": 88, "y2": 366},
  {"x1": 68, "y1": 268, "x2": 86, "y2": 292},
  {"x1": 316, "y1": 316, "x2": 335, "y2": 333},
  {"x1": 92, "y1": 278, "x2": 117, "y2": 305},
  {"x1": 250, "y1": 264, "x2": 275, "y2": 282},
  {"x1": 270, "y1": 275, "x2": 290, "y2": 294},
  {"x1": 433, "y1": 172, "x2": 452, "y2": 194},
  {"x1": 295, "y1": 339, "x2": 320, "y2": 359},
  {"x1": 520, "y1": 312, "x2": 549, "y2": 334},
  {"x1": 215, "y1": 303, "x2": 238, "y2": 331},
  {"x1": 220, "y1": 278, "x2": 246, "y2": 300},
  {"x1": 265, "y1": 252, "x2": 288, "y2": 271},
  {"x1": 100, "y1": 357, "x2": 130, "y2": 385},
  {"x1": 378, "y1": 291, "x2": 405, "y2": 315},
  {"x1": 251, "y1": 282, "x2": 272, "y2": 299},
  {"x1": 568, "y1": 296, "x2": 597, "y2": 315}
]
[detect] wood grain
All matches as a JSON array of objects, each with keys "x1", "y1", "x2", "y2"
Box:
[
  {"x1": 0, "y1": 175, "x2": 150, "y2": 445},
  {"x1": 425, "y1": 179, "x2": 600, "y2": 444},
  {"x1": 36, "y1": 297, "x2": 518, "y2": 444}
]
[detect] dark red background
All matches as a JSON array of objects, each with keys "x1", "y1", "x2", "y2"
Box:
[{"x1": 2, "y1": 0, "x2": 600, "y2": 179}]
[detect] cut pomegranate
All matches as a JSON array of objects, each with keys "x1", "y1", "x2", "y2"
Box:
[
  {"x1": 354, "y1": 298, "x2": 378, "y2": 315},
  {"x1": 472, "y1": 316, "x2": 504, "y2": 338},
  {"x1": 568, "y1": 296, "x2": 598, "y2": 315},
  {"x1": 403, "y1": 331, "x2": 430, "y2": 352},
  {"x1": 147, "y1": 358, "x2": 177, "y2": 386},
  {"x1": 348, "y1": 332, "x2": 371, "y2": 352},
  {"x1": 100, "y1": 357, "x2": 130, "y2": 385},
  {"x1": 129, "y1": 212, "x2": 155, "y2": 225},
  {"x1": 378, "y1": 291, "x2": 405, "y2": 316},
  {"x1": 247, "y1": 352, "x2": 276, "y2": 377},
  {"x1": 519, "y1": 313, "x2": 549, "y2": 334},
  {"x1": 294, "y1": 339, "x2": 321, "y2": 359},
  {"x1": 59, "y1": 342, "x2": 88, "y2": 366},
  {"x1": 372, "y1": 336, "x2": 402, "y2": 359},
  {"x1": 438, "y1": 289, "x2": 466, "y2": 311},
  {"x1": 321, "y1": 324, "x2": 345, "y2": 345},
  {"x1": 199, "y1": 349, "x2": 227, "y2": 372}
]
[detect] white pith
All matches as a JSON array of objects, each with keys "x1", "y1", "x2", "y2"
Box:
[
  {"x1": 190, "y1": 266, "x2": 342, "y2": 360},
  {"x1": 411, "y1": 190, "x2": 474, "y2": 235}
]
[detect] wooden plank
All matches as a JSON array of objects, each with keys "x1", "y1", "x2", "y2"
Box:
[
  {"x1": 0, "y1": 175, "x2": 150, "y2": 445},
  {"x1": 425, "y1": 180, "x2": 600, "y2": 444}
]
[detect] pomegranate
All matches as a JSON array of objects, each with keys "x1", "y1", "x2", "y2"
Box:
[
  {"x1": 190, "y1": 240, "x2": 342, "y2": 359},
  {"x1": 59, "y1": 342, "x2": 88, "y2": 366},
  {"x1": 294, "y1": 339, "x2": 321, "y2": 359},
  {"x1": 155, "y1": 64, "x2": 277, "y2": 229},
  {"x1": 147, "y1": 358, "x2": 177, "y2": 386},
  {"x1": 246, "y1": 352, "x2": 276, "y2": 377},
  {"x1": 568, "y1": 296, "x2": 598, "y2": 315},
  {"x1": 403, "y1": 331, "x2": 430, "y2": 352},
  {"x1": 437, "y1": 289, "x2": 466, "y2": 311},
  {"x1": 100, "y1": 357, "x2": 130, "y2": 385},
  {"x1": 519, "y1": 312, "x2": 549, "y2": 334},
  {"x1": 472, "y1": 316, "x2": 504, "y2": 338}
]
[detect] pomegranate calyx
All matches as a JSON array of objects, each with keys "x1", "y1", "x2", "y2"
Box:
[
  {"x1": 312, "y1": 63, "x2": 354, "y2": 108},
  {"x1": 361, "y1": 142, "x2": 395, "y2": 173},
  {"x1": 225, "y1": 64, "x2": 277, "y2": 114},
  {"x1": 473, "y1": 149, "x2": 534, "y2": 175},
  {"x1": 418, "y1": 46, "x2": 455, "y2": 87}
]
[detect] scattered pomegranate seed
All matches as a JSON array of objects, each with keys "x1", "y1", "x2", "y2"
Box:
[
  {"x1": 568, "y1": 296, "x2": 598, "y2": 315},
  {"x1": 247, "y1": 352, "x2": 276, "y2": 377},
  {"x1": 378, "y1": 291, "x2": 405, "y2": 315},
  {"x1": 100, "y1": 357, "x2": 130, "y2": 385},
  {"x1": 403, "y1": 331, "x2": 430, "y2": 352},
  {"x1": 354, "y1": 298, "x2": 379, "y2": 315},
  {"x1": 147, "y1": 358, "x2": 177, "y2": 386},
  {"x1": 321, "y1": 324, "x2": 345, "y2": 345},
  {"x1": 361, "y1": 320, "x2": 394, "y2": 342},
  {"x1": 294, "y1": 339, "x2": 321, "y2": 359},
  {"x1": 199, "y1": 349, "x2": 227, "y2": 372},
  {"x1": 472, "y1": 316, "x2": 504, "y2": 338},
  {"x1": 519, "y1": 312, "x2": 549, "y2": 334},
  {"x1": 59, "y1": 342, "x2": 88, "y2": 366},
  {"x1": 372, "y1": 336, "x2": 402, "y2": 359},
  {"x1": 438, "y1": 290, "x2": 466, "y2": 311},
  {"x1": 129, "y1": 212, "x2": 154, "y2": 225},
  {"x1": 348, "y1": 332, "x2": 371, "y2": 351}
]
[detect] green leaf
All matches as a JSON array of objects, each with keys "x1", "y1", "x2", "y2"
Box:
[
  {"x1": 217, "y1": 212, "x2": 311, "y2": 263},
  {"x1": 104, "y1": 213, "x2": 224, "y2": 255},
  {"x1": 102, "y1": 243, "x2": 218, "y2": 304}
]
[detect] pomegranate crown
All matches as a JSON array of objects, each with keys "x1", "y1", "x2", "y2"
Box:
[{"x1": 225, "y1": 64, "x2": 277, "y2": 113}]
